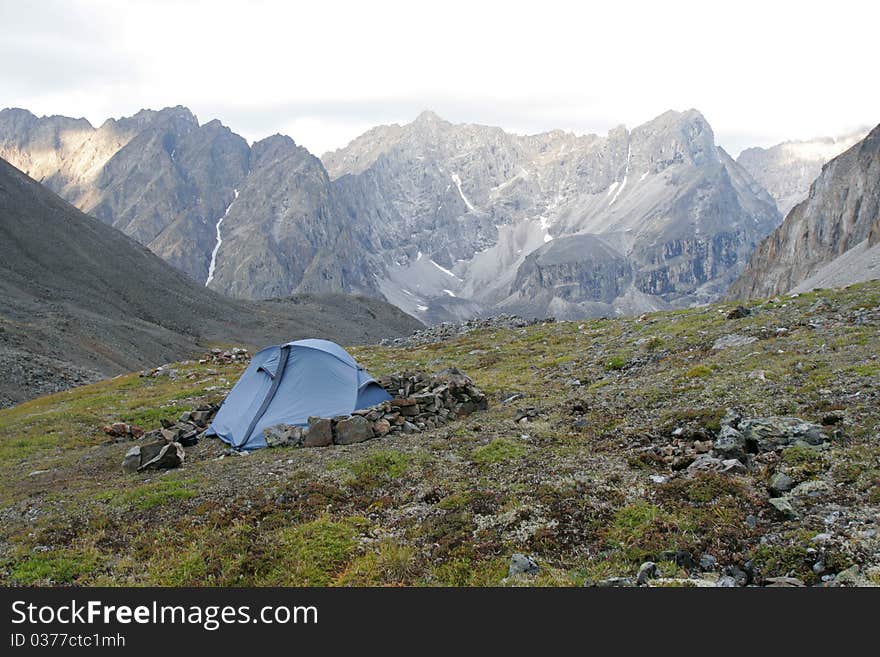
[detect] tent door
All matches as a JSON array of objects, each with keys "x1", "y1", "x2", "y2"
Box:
[{"x1": 239, "y1": 344, "x2": 291, "y2": 448}]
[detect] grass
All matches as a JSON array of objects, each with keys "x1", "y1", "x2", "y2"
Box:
[
  {"x1": 0, "y1": 280, "x2": 878, "y2": 586},
  {"x1": 471, "y1": 438, "x2": 527, "y2": 465}
]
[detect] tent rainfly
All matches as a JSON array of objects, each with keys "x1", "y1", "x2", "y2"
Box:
[{"x1": 205, "y1": 339, "x2": 391, "y2": 450}]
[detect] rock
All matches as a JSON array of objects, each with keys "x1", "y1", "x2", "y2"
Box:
[
  {"x1": 713, "y1": 425, "x2": 747, "y2": 460},
  {"x1": 304, "y1": 417, "x2": 333, "y2": 447},
  {"x1": 768, "y1": 472, "x2": 794, "y2": 496},
  {"x1": 738, "y1": 416, "x2": 828, "y2": 451},
  {"x1": 712, "y1": 334, "x2": 758, "y2": 350},
  {"x1": 699, "y1": 554, "x2": 717, "y2": 571},
  {"x1": 263, "y1": 424, "x2": 298, "y2": 447},
  {"x1": 720, "y1": 459, "x2": 747, "y2": 474},
  {"x1": 189, "y1": 410, "x2": 212, "y2": 427},
  {"x1": 637, "y1": 561, "x2": 659, "y2": 585},
  {"x1": 768, "y1": 497, "x2": 797, "y2": 519},
  {"x1": 687, "y1": 454, "x2": 723, "y2": 473},
  {"x1": 726, "y1": 305, "x2": 751, "y2": 319},
  {"x1": 122, "y1": 446, "x2": 141, "y2": 473},
  {"x1": 593, "y1": 577, "x2": 636, "y2": 588},
  {"x1": 716, "y1": 575, "x2": 738, "y2": 587},
  {"x1": 830, "y1": 565, "x2": 870, "y2": 587},
  {"x1": 789, "y1": 479, "x2": 831, "y2": 499},
  {"x1": 334, "y1": 415, "x2": 373, "y2": 445},
  {"x1": 723, "y1": 564, "x2": 749, "y2": 587},
  {"x1": 764, "y1": 576, "x2": 805, "y2": 587},
  {"x1": 373, "y1": 419, "x2": 391, "y2": 436},
  {"x1": 124, "y1": 439, "x2": 185, "y2": 472},
  {"x1": 508, "y1": 553, "x2": 539, "y2": 577}
]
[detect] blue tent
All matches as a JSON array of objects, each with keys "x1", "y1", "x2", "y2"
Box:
[{"x1": 206, "y1": 339, "x2": 391, "y2": 450}]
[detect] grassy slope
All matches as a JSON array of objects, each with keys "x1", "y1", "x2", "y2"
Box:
[{"x1": 1, "y1": 282, "x2": 878, "y2": 586}]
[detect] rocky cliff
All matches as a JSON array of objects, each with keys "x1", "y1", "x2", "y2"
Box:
[
  {"x1": 737, "y1": 129, "x2": 868, "y2": 217},
  {"x1": 728, "y1": 124, "x2": 880, "y2": 300}
]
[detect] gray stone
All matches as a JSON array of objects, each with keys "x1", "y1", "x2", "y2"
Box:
[
  {"x1": 790, "y1": 479, "x2": 831, "y2": 498},
  {"x1": 768, "y1": 497, "x2": 797, "y2": 519},
  {"x1": 304, "y1": 417, "x2": 333, "y2": 447},
  {"x1": 637, "y1": 561, "x2": 659, "y2": 585},
  {"x1": 508, "y1": 553, "x2": 539, "y2": 577},
  {"x1": 713, "y1": 425, "x2": 747, "y2": 460},
  {"x1": 739, "y1": 416, "x2": 828, "y2": 452},
  {"x1": 764, "y1": 576, "x2": 805, "y2": 587},
  {"x1": 699, "y1": 554, "x2": 717, "y2": 571},
  {"x1": 716, "y1": 575, "x2": 738, "y2": 587},
  {"x1": 334, "y1": 415, "x2": 373, "y2": 445},
  {"x1": 122, "y1": 446, "x2": 141, "y2": 473},
  {"x1": 687, "y1": 454, "x2": 723, "y2": 473},
  {"x1": 593, "y1": 577, "x2": 636, "y2": 588},
  {"x1": 768, "y1": 472, "x2": 794, "y2": 496},
  {"x1": 138, "y1": 441, "x2": 184, "y2": 471},
  {"x1": 720, "y1": 459, "x2": 747, "y2": 474}
]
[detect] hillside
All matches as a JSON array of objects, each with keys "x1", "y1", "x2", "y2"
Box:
[
  {"x1": 1, "y1": 281, "x2": 877, "y2": 586},
  {"x1": 0, "y1": 157, "x2": 421, "y2": 406}
]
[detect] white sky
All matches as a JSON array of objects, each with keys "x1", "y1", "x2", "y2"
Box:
[{"x1": 1, "y1": 0, "x2": 877, "y2": 157}]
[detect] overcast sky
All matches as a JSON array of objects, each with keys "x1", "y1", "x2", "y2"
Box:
[{"x1": 1, "y1": 0, "x2": 877, "y2": 156}]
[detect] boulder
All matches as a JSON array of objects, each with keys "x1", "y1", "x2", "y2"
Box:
[
  {"x1": 726, "y1": 305, "x2": 751, "y2": 319},
  {"x1": 637, "y1": 561, "x2": 659, "y2": 585},
  {"x1": 713, "y1": 425, "x2": 747, "y2": 460},
  {"x1": 334, "y1": 415, "x2": 373, "y2": 445},
  {"x1": 122, "y1": 446, "x2": 141, "y2": 473},
  {"x1": 768, "y1": 472, "x2": 794, "y2": 496},
  {"x1": 508, "y1": 553, "x2": 539, "y2": 578},
  {"x1": 304, "y1": 417, "x2": 333, "y2": 447},
  {"x1": 373, "y1": 419, "x2": 391, "y2": 436},
  {"x1": 768, "y1": 497, "x2": 797, "y2": 519},
  {"x1": 264, "y1": 424, "x2": 303, "y2": 448},
  {"x1": 739, "y1": 417, "x2": 828, "y2": 452}
]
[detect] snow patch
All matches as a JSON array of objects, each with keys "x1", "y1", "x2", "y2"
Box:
[
  {"x1": 416, "y1": 251, "x2": 423, "y2": 261},
  {"x1": 416, "y1": 305, "x2": 429, "y2": 312},
  {"x1": 609, "y1": 144, "x2": 631, "y2": 206},
  {"x1": 443, "y1": 289, "x2": 457, "y2": 297},
  {"x1": 639, "y1": 171, "x2": 648, "y2": 182},
  {"x1": 451, "y1": 172, "x2": 480, "y2": 214},
  {"x1": 430, "y1": 259, "x2": 462, "y2": 280},
  {"x1": 205, "y1": 189, "x2": 238, "y2": 286}
]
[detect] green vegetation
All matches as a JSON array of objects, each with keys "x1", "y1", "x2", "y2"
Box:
[{"x1": 471, "y1": 438, "x2": 527, "y2": 464}]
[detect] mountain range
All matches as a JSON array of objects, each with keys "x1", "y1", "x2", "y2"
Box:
[
  {"x1": 0, "y1": 156, "x2": 420, "y2": 407},
  {"x1": 1, "y1": 106, "x2": 872, "y2": 322}
]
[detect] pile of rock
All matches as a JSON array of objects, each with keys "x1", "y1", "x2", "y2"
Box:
[
  {"x1": 102, "y1": 422, "x2": 145, "y2": 441},
  {"x1": 120, "y1": 403, "x2": 220, "y2": 473},
  {"x1": 139, "y1": 348, "x2": 250, "y2": 379},
  {"x1": 198, "y1": 347, "x2": 250, "y2": 365},
  {"x1": 261, "y1": 368, "x2": 488, "y2": 448},
  {"x1": 380, "y1": 315, "x2": 553, "y2": 347},
  {"x1": 638, "y1": 410, "x2": 834, "y2": 478}
]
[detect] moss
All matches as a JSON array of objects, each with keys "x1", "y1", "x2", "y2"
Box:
[
  {"x1": 685, "y1": 365, "x2": 713, "y2": 379},
  {"x1": 660, "y1": 407, "x2": 726, "y2": 434},
  {"x1": 781, "y1": 445, "x2": 828, "y2": 481},
  {"x1": 604, "y1": 355, "x2": 628, "y2": 371},
  {"x1": 11, "y1": 549, "x2": 101, "y2": 585},
  {"x1": 336, "y1": 540, "x2": 418, "y2": 585},
  {"x1": 472, "y1": 438, "x2": 527, "y2": 465},
  {"x1": 119, "y1": 478, "x2": 198, "y2": 510},
  {"x1": 342, "y1": 450, "x2": 411, "y2": 489},
  {"x1": 266, "y1": 517, "x2": 365, "y2": 586}
]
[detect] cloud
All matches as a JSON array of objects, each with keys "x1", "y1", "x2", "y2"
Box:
[{"x1": 1, "y1": 0, "x2": 877, "y2": 156}]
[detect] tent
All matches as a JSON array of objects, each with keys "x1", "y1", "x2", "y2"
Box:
[{"x1": 205, "y1": 339, "x2": 391, "y2": 450}]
